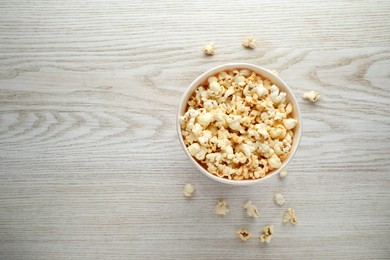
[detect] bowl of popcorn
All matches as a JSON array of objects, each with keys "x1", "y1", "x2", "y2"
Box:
[{"x1": 177, "y1": 63, "x2": 302, "y2": 185}]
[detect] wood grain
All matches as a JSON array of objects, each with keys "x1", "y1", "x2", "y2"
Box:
[{"x1": 0, "y1": 1, "x2": 390, "y2": 259}]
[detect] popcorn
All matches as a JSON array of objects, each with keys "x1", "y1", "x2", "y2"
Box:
[
  {"x1": 209, "y1": 81, "x2": 223, "y2": 96},
  {"x1": 285, "y1": 103, "x2": 293, "y2": 114},
  {"x1": 268, "y1": 155, "x2": 282, "y2": 169},
  {"x1": 274, "y1": 193, "x2": 285, "y2": 206},
  {"x1": 283, "y1": 208, "x2": 297, "y2": 224},
  {"x1": 303, "y1": 90, "x2": 320, "y2": 103},
  {"x1": 256, "y1": 84, "x2": 268, "y2": 97},
  {"x1": 188, "y1": 108, "x2": 200, "y2": 118},
  {"x1": 187, "y1": 143, "x2": 201, "y2": 156},
  {"x1": 260, "y1": 225, "x2": 274, "y2": 243},
  {"x1": 254, "y1": 123, "x2": 269, "y2": 138},
  {"x1": 233, "y1": 152, "x2": 247, "y2": 164},
  {"x1": 215, "y1": 200, "x2": 229, "y2": 215},
  {"x1": 187, "y1": 143, "x2": 207, "y2": 160},
  {"x1": 236, "y1": 228, "x2": 251, "y2": 241},
  {"x1": 240, "y1": 143, "x2": 256, "y2": 158},
  {"x1": 254, "y1": 168, "x2": 266, "y2": 178},
  {"x1": 208, "y1": 76, "x2": 218, "y2": 84},
  {"x1": 279, "y1": 166, "x2": 288, "y2": 178},
  {"x1": 234, "y1": 75, "x2": 246, "y2": 87},
  {"x1": 269, "y1": 124, "x2": 286, "y2": 139},
  {"x1": 183, "y1": 184, "x2": 195, "y2": 197},
  {"x1": 194, "y1": 146, "x2": 207, "y2": 161},
  {"x1": 227, "y1": 115, "x2": 242, "y2": 131},
  {"x1": 197, "y1": 112, "x2": 214, "y2": 127},
  {"x1": 192, "y1": 123, "x2": 203, "y2": 136},
  {"x1": 244, "y1": 200, "x2": 260, "y2": 218},
  {"x1": 283, "y1": 118, "x2": 297, "y2": 130},
  {"x1": 242, "y1": 35, "x2": 256, "y2": 49},
  {"x1": 179, "y1": 69, "x2": 297, "y2": 180},
  {"x1": 269, "y1": 86, "x2": 286, "y2": 104},
  {"x1": 204, "y1": 42, "x2": 215, "y2": 55}
]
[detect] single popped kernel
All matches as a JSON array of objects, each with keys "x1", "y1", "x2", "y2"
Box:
[
  {"x1": 215, "y1": 200, "x2": 229, "y2": 215},
  {"x1": 268, "y1": 155, "x2": 282, "y2": 169},
  {"x1": 183, "y1": 184, "x2": 195, "y2": 197},
  {"x1": 260, "y1": 225, "x2": 274, "y2": 243},
  {"x1": 283, "y1": 118, "x2": 298, "y2": 130},
  {"x1": 283, "y1": 208, "x2": 297, "y2": 224},
  {"x1": 244, "y1": 200, "x2": 260, "y2": 218},
  {"x1": 204, "y1": 42, "x2": 215, "y2": 55},
  {"x1": 279, "y1": 166, "x2": 288, "y2": 178},
  {"x1": 236, "y1": 228, "x2": 251, "y2": 241},
  {"x1": 274, "y1": 193, "x2": 285, "y2": 206},
  {"x1": 242, "y1": 35, "x2": 256, "y2": 49},
  {"x1": 303, "y1": 90, "x2": 320, "y2": 103}
]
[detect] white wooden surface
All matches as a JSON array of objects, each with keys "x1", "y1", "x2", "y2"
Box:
[{"x1": 0, "y1": 1, "x2": 389, "y2": 259}]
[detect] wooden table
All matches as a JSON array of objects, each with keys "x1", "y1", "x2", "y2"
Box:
[{"x1": 1, "y1": 1, "x2": 389, "y2": 259}]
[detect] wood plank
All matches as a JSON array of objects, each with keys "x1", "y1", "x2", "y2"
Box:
[{"x1": 0, "y1": 1, "x2": 389, "y2": 259}]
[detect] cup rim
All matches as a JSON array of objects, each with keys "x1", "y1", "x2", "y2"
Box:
[{"x1": 177, "y1": 63, "x2": 302, "y2": 185}]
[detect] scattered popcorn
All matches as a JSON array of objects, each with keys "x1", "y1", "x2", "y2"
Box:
[
  {"x1": 242, "y1": 35, "x2": 256, "y2": 49},
  {"x1": 303, "y1": 90, "x2": 320, "y2": 103},
  {"x1": 274, "y1": 193, "x2": 285, "y2": 206},
  {"x1": 270, "y1": 69, "x2": 278, "y2": 75},
  {"x1": 236, "y1": 228, "x2": 251, "y2": 241},
  {"x1": 244, "y1": 200, "x2": 260, "y2": 218},
  {"x1": 260, "y1": 225, "x2": 274, "y2": 243},
  {"x1": 215, "y1": 200, "x2": 229, "y2": 215},
  {"x1": 183, "y1": 184, "x2": 195, "y2": 197},
  {"x1": 179, "y1": 69, "x2": 298, "y2": 180},
  {"x1": 279, "y1": 166, "x2": 288, "y2": 178},
  {"x1": 283, "y1": 208, "x2": 297, "y2": 224},
  {"x1": 204, "y1": 42, "x2": 215, "y2": 55}
]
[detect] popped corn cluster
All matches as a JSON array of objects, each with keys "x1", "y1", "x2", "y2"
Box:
[{"x1": 179, "y1": 69, "x2": 297, "y2": 181}]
